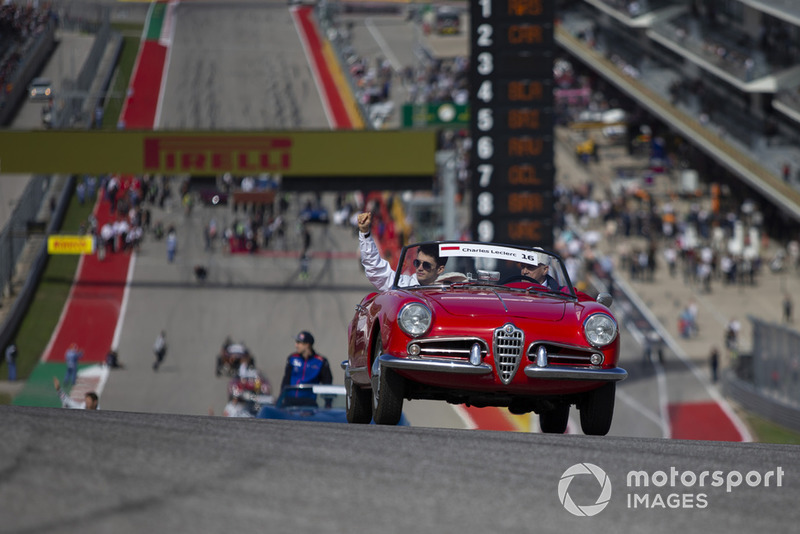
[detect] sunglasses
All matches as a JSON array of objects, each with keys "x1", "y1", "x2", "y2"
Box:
[{"x1": 413, "y1": 259, "x2": 435, "y2": 271}]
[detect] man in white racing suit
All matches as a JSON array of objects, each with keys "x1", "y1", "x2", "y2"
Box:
[{"x1": 357, "y1": 212, "x2": 446, "y2": 291}]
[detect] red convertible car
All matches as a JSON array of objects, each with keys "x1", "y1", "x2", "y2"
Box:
[{"x1": 343, "y1": 241, "x2": 627, "y2": 435}]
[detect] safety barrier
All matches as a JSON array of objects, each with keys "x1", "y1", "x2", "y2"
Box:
[
  {"x1": 0, "y1": 176, "x2": 74, "y2": 356},
  {"x1": 719, "y1": 316, "x2": 800, "y2": 432}
]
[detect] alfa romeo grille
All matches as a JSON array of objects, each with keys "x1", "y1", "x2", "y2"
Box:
[{"x1": 493, "y1": 324, "x2": 523, "y2": 384}]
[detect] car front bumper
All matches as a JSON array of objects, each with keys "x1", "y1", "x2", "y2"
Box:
[{"x1": 375, "y1": 354, "x2": 627, "y2": 382}]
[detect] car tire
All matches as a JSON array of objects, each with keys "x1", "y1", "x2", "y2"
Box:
[
  {"x1": 579, "y1": 383, "x2": 616, "y2": 436},
  {"x1": 539, "y1": 403, "x2": 570, "y2": 433},
  {"x1": 345, "y1": 373, "x2": 372, "y2": 424},
  {"x1": 370, "y1": 335, "x2": 404, "y2": 425}
]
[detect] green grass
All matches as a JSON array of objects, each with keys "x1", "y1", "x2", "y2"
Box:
[
  {"x1": 1, "y1": 193, "x2": 95, "y2": 382},
  {"x1": 743, "y1": 411, "x2": 800, "y2": 445},
  {"x1": 101, "y1": 24, "x2": 143, "y2": 129}
]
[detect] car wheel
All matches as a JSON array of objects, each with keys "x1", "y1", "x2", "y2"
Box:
[
  {"x1": 345, "y1": 372, "x2": 372, "y2": 424},
  {"x1": 539, "y1": 403, "x2": 570, "y2": 433},
  {"x1": 371, "y1": 335, "x2": 404, "y2": 425},
  {"x1": 579, "y1": 383, "x2": 616, "y2": 436}
]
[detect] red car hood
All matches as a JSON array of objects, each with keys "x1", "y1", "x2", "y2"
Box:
[{"x1": 426, "y1": 291, "x2": 567, "y2": 321}]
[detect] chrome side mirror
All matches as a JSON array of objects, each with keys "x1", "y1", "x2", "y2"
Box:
[{"x1": 596, "y1": 292, "x2": 613, "y2": 308}]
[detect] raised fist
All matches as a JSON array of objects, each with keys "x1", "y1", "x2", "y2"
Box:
[{"x1": 357, "y1": 212, "x2": 372, "y2": 234}]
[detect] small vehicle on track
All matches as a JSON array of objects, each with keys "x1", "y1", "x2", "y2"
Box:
[
  {"x1": 257, "y1": 384, "x2": 349, "y2": 423},
  {"x1": 343, "y1": 241, "x2": 626, "y2": 435},
  {"x1": 28, "y1": 77, "x2": 53, "y2": 101},
  {"x1": 257, "y1": 384, "x2": 409, "y2": 425},
  {"x1": 228, "y1": 369, "x2": 273, "y2": 405},
  {"x1": 216, "y1": 341, "x2": 251, "y2": 377}
]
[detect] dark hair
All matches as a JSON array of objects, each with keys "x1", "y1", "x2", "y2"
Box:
[
  {"x1": 86, "y1": 392, "x2": 99, "y2": 402},
  {"x1": 418, "y1": 244, "x2": 448, "y2": 268}
]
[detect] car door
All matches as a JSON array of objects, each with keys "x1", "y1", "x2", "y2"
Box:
[{"x1": 348, "y1": 292, "x2": 378, "y2": 381}]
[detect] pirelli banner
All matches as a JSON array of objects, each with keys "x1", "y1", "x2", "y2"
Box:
[
  {"x1": 47, "y1": 235, "x2": 95, "y2": 255},
  {"x1": 469, "y1": 0, "x2": 555, "y2": 249},
  {"x1": 0, "y1": 131, "x2": 436, "y2": 190}
]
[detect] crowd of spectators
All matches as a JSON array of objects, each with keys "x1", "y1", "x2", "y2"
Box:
[
  {"x1": 0, "y1": 2, "x2": 55, "y2": 99},
  {"x1": 349, "y1": 55, "x2": 392, "y2": 107},
  {"x1": 221, "y1": 180, "x2": 286, "y2": 253},
  {"x1": 75, "y1": 175, "x2": 175, "y2": 260},
  {"x1": 659, "y1": 16, "x2": 763, "y2": 82},
  {"x1": 344, "y1": 49, "x2": 468, "y2": 128},
  {"x1": 224, "y1": 214, "x2": 280, "y2": 254},
  {"x1": 655, "y1": 2, "x2": 800, "y2": 83},
  {"x1": 403, "y1": 55, "x2": 469, "y2": 107},
  {"x1": 330, "y1": 4, "x2": 469, "y2": 127},
  {"x1": 222, "y1": 193, "x2": 337, "y2": 255},
  {"x1": 598, "y1": 0, "x2": 800, "y2": 79},
  {"x1": 548, "y1": 155, "x2": 800, "y2": 306},
  {"x1": 0, "y1": 2, "x2": 52, "y2": 39}
]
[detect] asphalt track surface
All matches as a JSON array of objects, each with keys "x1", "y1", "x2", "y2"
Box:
[
  {"x1": 3, "y1": 2, "x2": 799, "y2": 531},
  {"x1": 157, "y1": 2, "x2": 329, "y2": 129},
  {"x1": 1, "y1": 405, "x2": 798, "y2": 533}
]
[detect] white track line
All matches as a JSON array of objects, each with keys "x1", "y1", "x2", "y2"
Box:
[
  {"x1": 365, "y1": 18, "x2": 402, "y2": 72},
  {"x1": 111, "y1": 253, "x2": 136, "y2": 351},
  {"x1": 624, "y1": 317, "x2": 672, "y2": 439},
  {"x1": 451, "y1": 405, "x2": 478, "y2": 430}
]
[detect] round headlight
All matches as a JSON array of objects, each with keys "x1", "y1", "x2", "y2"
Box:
[
  {"x1": 398, "y1": 302, "x2": 432, "y2": 337},
  {"x1": 584, "y1": 313, "x2": 618, "y2": 347}
]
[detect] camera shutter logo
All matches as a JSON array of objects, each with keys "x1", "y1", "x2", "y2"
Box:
[{"x1": 558, "y1": 463, "x2": 612, "y2": 517}]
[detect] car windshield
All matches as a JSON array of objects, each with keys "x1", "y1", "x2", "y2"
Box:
[
  {"x1": 278, "y1": 385, "x2": 346, "y2": 410},
  {"x1": 393, "y1": 241, "x2": 576, "y2": 297}
]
